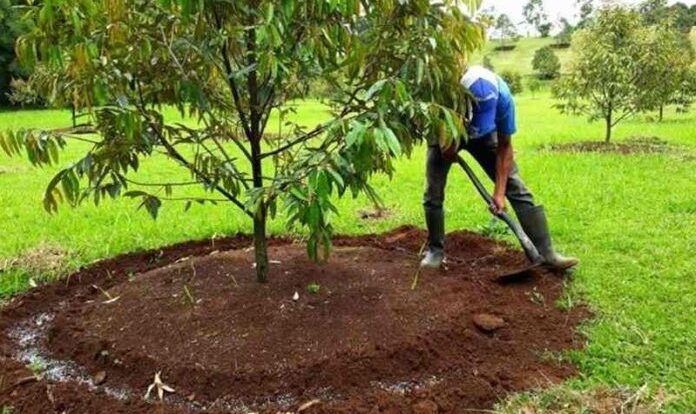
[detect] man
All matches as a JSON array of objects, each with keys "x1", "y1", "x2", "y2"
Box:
[{"x1": 421, "y1": 65, "x2": 579, "y2": 270}]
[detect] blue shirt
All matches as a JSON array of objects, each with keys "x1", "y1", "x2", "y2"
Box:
[{"x1": 460, "y1": 66, "x2": 517, "y2": 139}]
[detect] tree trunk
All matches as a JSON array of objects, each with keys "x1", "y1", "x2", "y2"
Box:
[
  {"x1": 246, "y1": 24, "x2": 269, "y2": 283},
  {"x1": 250, "y1": 137, "x2": 268, "y2": 283},
  {"x1": 605, "y1": 112, "x2": 612, "y2": 143},
  {"x1": 71, "y1": 105, "x2": 77, "y2": 128},
  {"x1": 253, "y1": 208, "x2": 269, "y2": 283},
  {"x1": 659, "y1": 105, "x2": 664, "y2": 122}
]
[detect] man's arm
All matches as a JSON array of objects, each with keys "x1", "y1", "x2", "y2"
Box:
[{"x1": 491, "y1": 133, "x2": 513, "y2": 214}]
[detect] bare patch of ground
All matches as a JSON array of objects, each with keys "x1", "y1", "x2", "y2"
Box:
[
  {"x1": 496, "y1": 384, "x2": 671, "y2": 414},
  {"x1": 357, "y1": 206, "x2": 394, "y2": 221},
  {"x1": 541, "y1": 137, "x2": 694, "y2": 158},
  {"x1": 0, "y1": 243, "x2": 74, "y2": 283}
]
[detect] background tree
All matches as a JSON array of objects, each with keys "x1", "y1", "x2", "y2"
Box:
[
  {"x1": 553, "y1": 5, "x2": 649, "y2": 142},
  {"x1": 523, "y1": 0, "x2": 552, "y2": 38},
  {"x1": 639, "y1": 0, "x2": 669, "y2": 26},
  {"x1": 494, "y1": 13, "x2": 519, "y2": 48},
  {"x1": 670, "y1": 63, "x2": 696, "y2": 113},
  {"x1": 532, "y1": 46, "x2": 561, "y2": 80},
  {"x1": 528, "y1": 78, "x2": 543, "y2": 98},
  {"x1": 0, "y1": 0, "x2": 30, "y2": 106},
  {"x1": 0, "y1": 0, "x2": 484, "y2": 283},
  {"x1": 637, "y1": 18, "x2": 695, "y2": 121},
  {"x1": 554, "y1": 18, "x2": 574, "y2": 48},
  {"x1": 576, "y1": 0, "x2": 595, "y2": 29},
  {"x1": 500, "y1": 70, "x2": 523, "y2": 95}
]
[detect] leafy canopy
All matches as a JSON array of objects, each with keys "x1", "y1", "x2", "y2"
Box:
[{"x1": 1, "y1": 0, "x2": 485, "y2": 282}]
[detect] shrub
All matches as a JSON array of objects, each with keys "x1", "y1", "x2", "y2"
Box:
[
  {"x1": 532, "y1": 46, "x2": 561, "y2": 80},
  {"x1": 527, "y1": 78, "x2": 543, "y2": 97},
  {"x1": 500, "y1": 70, "x2": 524, "y2": 95}
]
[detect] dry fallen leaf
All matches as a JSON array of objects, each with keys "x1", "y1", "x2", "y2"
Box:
[
  {"x1": 93, "y1": 370, "x2": 107, "y2": 386},
  {"x1": 102, "y1": 296, "x2": 121, "y2": 305},
  {"x1": 144, "y1": 371, "x2": 175, "y2": 400},
  {"x1": 298, "y1": 399, "x2": 321, "y2": 412}
]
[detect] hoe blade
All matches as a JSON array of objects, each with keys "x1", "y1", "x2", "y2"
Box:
[{"x1": 494, "y1": 262, "x2": 543, "y2": 284}]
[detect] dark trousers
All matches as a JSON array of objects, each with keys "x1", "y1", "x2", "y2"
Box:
[{"x1": 423, "y1": 133, "x2": 536, "y2": 253}]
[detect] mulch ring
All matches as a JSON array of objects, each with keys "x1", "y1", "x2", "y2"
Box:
[
  {"x1": 0, "y1": 226, "x2": 589, "y2": 414},
  {"x1": 541, "y1": 136, "x2": 694, "y2": 157}
]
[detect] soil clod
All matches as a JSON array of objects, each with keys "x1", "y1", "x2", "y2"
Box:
[{"x1": 473, "y1": 314, "x2": 507, "y2": 333}]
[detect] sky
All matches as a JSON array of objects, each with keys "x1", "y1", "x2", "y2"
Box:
[{"x1": 481, "y1": 0, "x2": 696, "y2": 32}]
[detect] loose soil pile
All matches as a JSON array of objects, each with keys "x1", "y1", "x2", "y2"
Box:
[{"x1": 0, "y1": 227, "x2": 588, "y2": 414}]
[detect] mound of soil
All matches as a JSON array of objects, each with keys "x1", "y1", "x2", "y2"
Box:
[
  {"x1": 543, "y1": 137, "x2": 692, "y2": 157},
  {"x1": 0, "y1": 227, "x2": 588, "y2": 414}
]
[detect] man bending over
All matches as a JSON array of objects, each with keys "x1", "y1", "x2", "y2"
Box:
[{"x1": 421, "y1": 65, "x2": 579, "y2": 270}]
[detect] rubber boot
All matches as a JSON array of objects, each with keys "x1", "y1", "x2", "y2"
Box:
[
  {"x1": 421, "y1": 206, "x2": 446, "y2": 268},
  {"x1": 516, "y1": 205, "x2": 579, "y2": 271}
]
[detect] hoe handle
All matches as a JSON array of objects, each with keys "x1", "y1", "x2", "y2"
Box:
[{"x1": 455, "y1": 155, "x2": 543, "y2": 264}]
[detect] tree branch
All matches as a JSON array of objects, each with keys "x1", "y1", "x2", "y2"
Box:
[{"x1": 153, "y1": 122, "x2": 254, "y2": 219}]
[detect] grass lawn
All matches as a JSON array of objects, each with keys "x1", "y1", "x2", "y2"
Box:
[{"x1": 1, "y1": 93, "x2": 695, "y2": 412}]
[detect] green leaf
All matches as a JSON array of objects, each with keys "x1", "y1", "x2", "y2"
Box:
[
  {"x1": 380, "y1": 124, "x2": 401, "y2": 156},
  {"x1": 365, "y1": 80, "x2": 388, "y2": 101},
  {"x1": 140, "y1": 196, "x2": 162, "y2": 220}
]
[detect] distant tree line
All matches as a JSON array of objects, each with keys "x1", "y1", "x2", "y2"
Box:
[{"x1": 0, "y1": 0, "x2": 31, "y2": 107}]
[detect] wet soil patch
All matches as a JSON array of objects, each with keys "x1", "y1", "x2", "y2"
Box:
[
  {"x1": 542, "y1": 136, "x2": 694, "y2": 157},
  {"x1": 0, "y1": 227, "x2": 588, "y2": 413}
]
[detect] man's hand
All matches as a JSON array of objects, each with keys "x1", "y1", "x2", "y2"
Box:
[
  {"x1": 490, "y1": 192, "x2": 506, "y2": 215},
  {"x1": 442, "y1": 142, "x2": 458, "y2": 162}
]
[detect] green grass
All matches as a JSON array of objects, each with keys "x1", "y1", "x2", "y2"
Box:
[{"x1": 1, "y1": 94, "x2": 696, "y2": 412}]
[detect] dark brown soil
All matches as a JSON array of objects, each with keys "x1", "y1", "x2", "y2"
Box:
[
  {"x1": 542, "y1": 136, "x2": 692, "y2": 156},
  {"x1": 0, "y1": 227, "x2": 588, "y2": 413}
]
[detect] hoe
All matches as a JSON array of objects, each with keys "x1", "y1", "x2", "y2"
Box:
[{"x1": 456, "y1": 155, "x2": 544, "y2": 282}]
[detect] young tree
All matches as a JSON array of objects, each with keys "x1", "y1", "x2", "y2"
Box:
[
  {"x1": 637, "y1": 19, "x2": 695, "y2": 121},
  {"x1": 0, "y1": 0, "x2": 485, "y2": 283},
  {"x1": 670, "y1": 64, "x2": 696, "y2": 113},
  {"x1": 532, "y1": 46, "x2": 561, "y2": 79},
  {"x1": 553, "y1": 5, "x2": 649, "y2": 142},
  {"x1": 554, "y1": 18, "x2": 574, "y2": 47},
  {"x1": 500, "y1": 70, "x2": 524, "y2": 95},
  {"x1": 528, "y1": 78, "x2": 543, "y2": 98},
  {"x1": 523, "y1": 0, "x2": 552, "y2": 38},
  {"x1": 494, "y1": 13, "x2": 519, "y2": 47}
]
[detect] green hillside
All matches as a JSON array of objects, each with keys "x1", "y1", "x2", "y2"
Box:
[
  {"x1": 472, "y1": 28, "x2": 696, "y2": 77},
  {"x1": 469, "y1": 37, "x2": 572, "y2": 77}
]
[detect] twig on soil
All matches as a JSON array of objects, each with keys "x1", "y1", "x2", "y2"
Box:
[
  {"x1": 410, "y1": 241, "x2": 428, "y2": 290},
  {"x1": 13, "y1": 376, "x2": 38, "y2": 388},
  {"x1": 297, "y1": 399, "x2": 321, "y2": 412}
]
